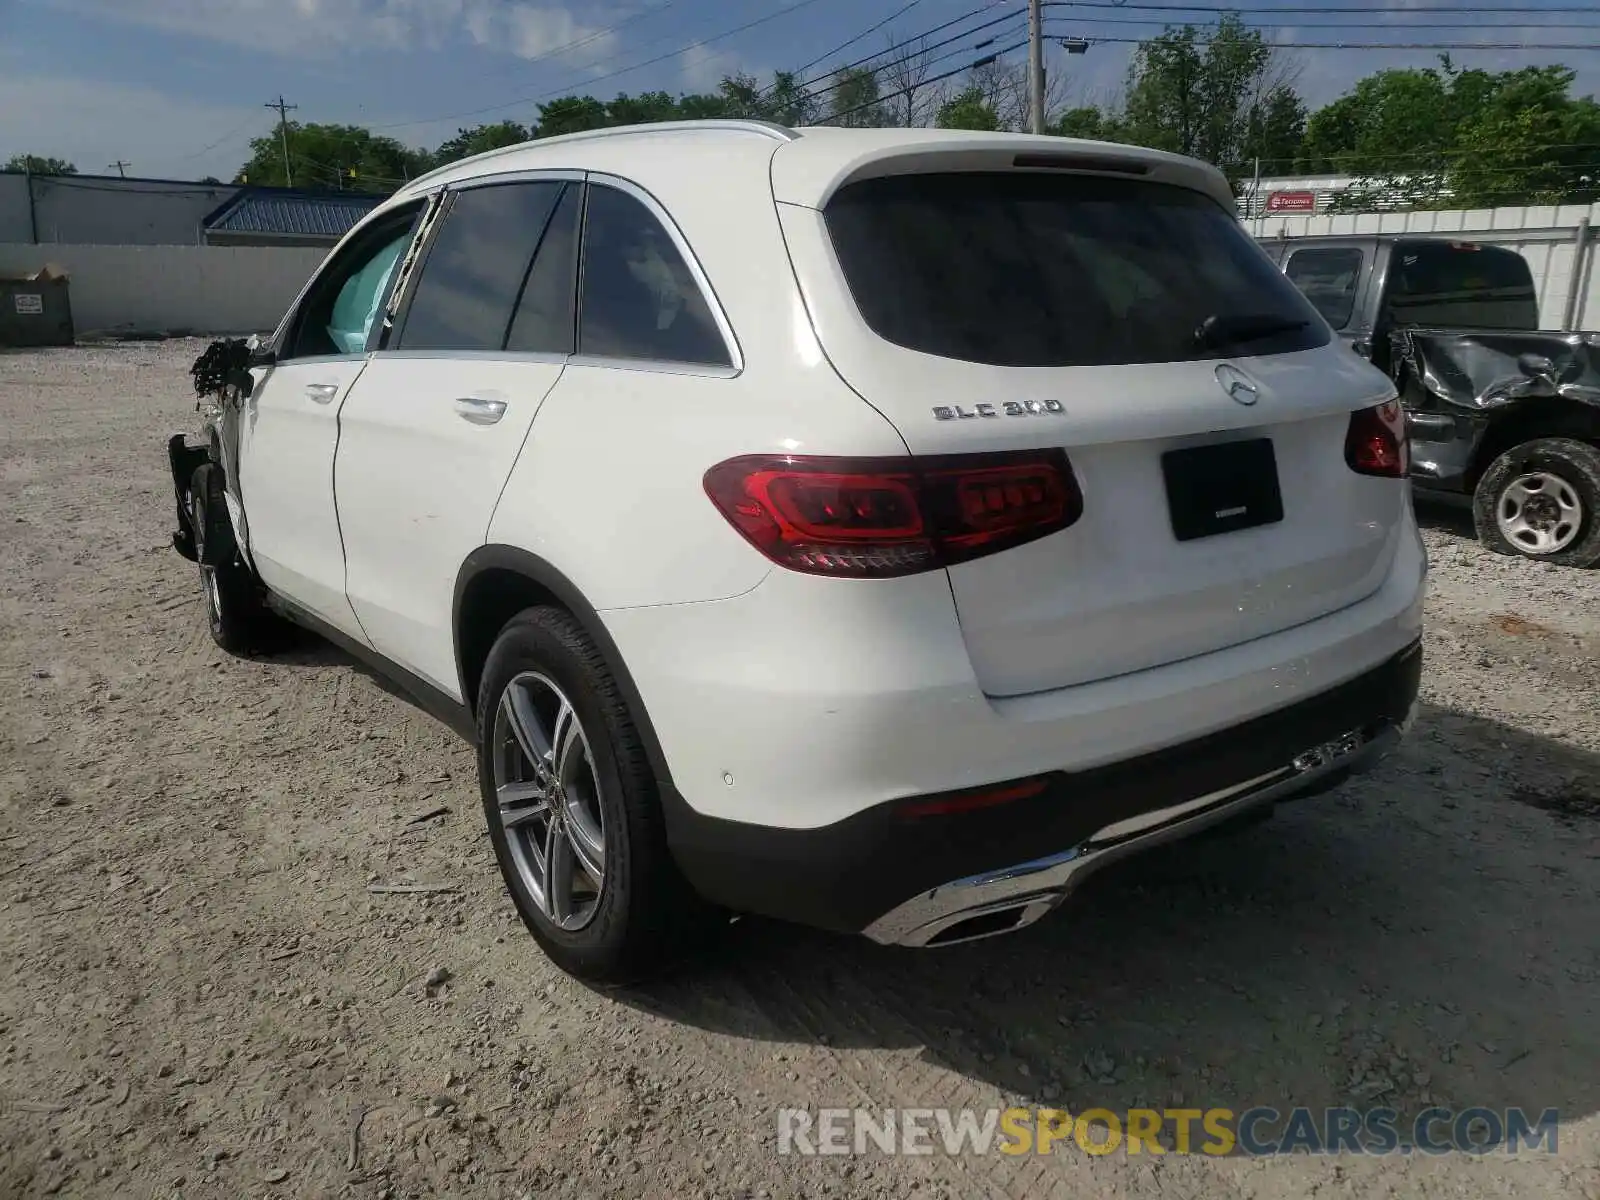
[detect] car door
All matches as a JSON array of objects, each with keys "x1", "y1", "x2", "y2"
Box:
[
  {"x1": 334, "y1": 175, "x2": 580, "y2": 699},
  {"x1": 238, "y1": 200, "x2": 426, "y2": 640}
]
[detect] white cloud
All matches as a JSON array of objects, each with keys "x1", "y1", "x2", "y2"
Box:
[
  {"x1": 678, "y1": 42, "x2": 747, "y2": 93},
  {"x1": 40, "y1": 0, "x2": 619, "y2": 63},
  {"x1": 491, "y1": 4, "x2": 619, "y2": 65}
]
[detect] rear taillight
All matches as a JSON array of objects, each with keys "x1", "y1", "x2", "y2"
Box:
[
  {"x1": 702, "y1": 450, "x2": 1082, "y2": 578},
  {"x1": 1344, "y1": 400, "x2": 1408, "y2": 478},
  {"x1": 897, "y1": 775, "x2": 1052, "y2": 818}
]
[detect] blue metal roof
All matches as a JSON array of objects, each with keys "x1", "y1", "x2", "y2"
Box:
[{"x1": 204, "y1": 189, "x2": 381, "y2": 238}]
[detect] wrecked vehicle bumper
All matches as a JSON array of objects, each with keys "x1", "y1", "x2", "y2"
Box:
[{"x1": 1393, "y1": 328, "x2": 1600, "y2": 495}]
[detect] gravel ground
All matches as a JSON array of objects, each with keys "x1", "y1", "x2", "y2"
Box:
[{"x1": 2, "y1": 340, "x2": 1597, "y2": 1200}]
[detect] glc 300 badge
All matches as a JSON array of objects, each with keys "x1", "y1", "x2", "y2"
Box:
[{"x1": 933, "y1": 400, "x2": 1065, "y2": 421}]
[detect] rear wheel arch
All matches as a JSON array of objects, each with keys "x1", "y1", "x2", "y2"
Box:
[{"x1": 452, "y1": 547, "x2": 673, "y2": 785}]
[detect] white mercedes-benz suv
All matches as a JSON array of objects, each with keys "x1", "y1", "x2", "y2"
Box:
[{"x1": 168, "y1": 121, "x2": 1425, "y2": 982}]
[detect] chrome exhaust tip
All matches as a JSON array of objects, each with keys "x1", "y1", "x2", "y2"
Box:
[
  {"x1": 864, "y1": 718, "x2": 1405, "y2": 949},
  {"x1": 903, "y1": 892, "x2": 1064, "y2": 948}
]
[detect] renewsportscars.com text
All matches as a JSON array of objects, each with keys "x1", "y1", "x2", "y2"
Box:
[{"x1": 776, "y1": 1106, "x2": 1560, "y2": 1157}]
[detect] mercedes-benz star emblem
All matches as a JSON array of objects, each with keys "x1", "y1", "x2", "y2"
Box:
[{"x1": 1215, "y1": 364, "x2": 1259, "y2": 406}]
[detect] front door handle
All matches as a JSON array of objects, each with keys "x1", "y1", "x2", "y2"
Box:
[
  {"x1": 453, "y1": 396, "x2": 508, "y2": 426},
  {"x1": 305, "y1": 383, "x2": 340, "y2": 404}
]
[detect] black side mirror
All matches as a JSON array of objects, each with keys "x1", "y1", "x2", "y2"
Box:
[{"x1": 1517, "y1": 352, "x2": 1556, "y2": 383}]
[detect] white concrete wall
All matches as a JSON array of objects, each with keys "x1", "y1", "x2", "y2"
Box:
[
  {"x1": 0, "y1": 172, "x2": 242, "y2": 245},
  {"x1": 1253, "y1": 202, "x2": 1600, "y2": 331},
  {"x1": 0, "y1": 242, "x2": 326, "y2": 336}
]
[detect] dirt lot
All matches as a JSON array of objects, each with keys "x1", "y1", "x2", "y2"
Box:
[{"x1": 2, "y1": 340, "x2": 1598, "y2": 1200}]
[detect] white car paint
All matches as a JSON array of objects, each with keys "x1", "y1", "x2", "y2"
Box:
[
  {"x1": 336, "y1": 352, "x2": 564, "y2": 697},
  {"x1": 229, "y1": 120, "x2": 1425, "y2": 845},
  {"x1": 237, "y1": 355, "x2": 370, "y2": 643}
]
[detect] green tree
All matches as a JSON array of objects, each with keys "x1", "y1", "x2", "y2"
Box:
[
  {"x1": 1300, "y1": 59, "x2": 1599, "y2": 210},
  {"x1": 936, "y1": 86, "x2": 1000, "y2": 132},
  {"x1": 1297, "y1": 66, "x2": 1460, "y2": 178},
  {"x1": 605, "y1": 91, "x2": 687, "y2": 126},
  {"x1": 1242, "y1": 85, "x2": 1306, "y2": 171},
  {"x1": 1449, "y1": 66, "x2": 1600, "y2": 207},
  {"x1": 677, "y1": 90, "x2": 732, "y2": 120},
  {"x1": 1116, "y1": 15, "x2": 1301, "y2": 179},
  {"x1": 433, "y1": 121, "x2": 530, "y2": 165},
  {"x1": 764, "y1": 71, "x2": 823, "y2": 127},
  {"x1": 5, "y1": 154, "x2": 77, "y2": 175},
  {"x1": 236, "y1": 123, "x2": 428, "y2": 191},
  {"x1": 712, "y1": 71, "x2": 817, "y2": 125},
  {"x1": 1051, "y1": 106, "x2": 1111, "y2": 139},
  {"x1": 827, "y1": 66, "x2": 889, "y2": 128},
  {"x1": 534, "y1": 96, "x2": 610, "y2": 138}
]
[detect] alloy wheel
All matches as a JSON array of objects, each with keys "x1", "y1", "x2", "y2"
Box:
[{"x1": 491, "y1": 672, "x2": 607, "y2": 931}]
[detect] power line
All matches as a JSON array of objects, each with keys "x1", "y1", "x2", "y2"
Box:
[
  {"x1": 372, "y1": 0, "x2": 846, "y2": 132},
  {"x1": 796, "y1": 5, "x2": 1025, "y2": 92},
  {"x1": 1044, "y1": 1, "x2": 1600, "y2": 12},
  {"x1": 827, "y1": 35, "x2": 1034, "y2": 123},
  {"x1": 176, "y1": 115, "x2": 268, "y2": 163},
  {"x1": 460, "y1": 0, "x2": 687, "y2": 87},
  {"x1": 793, "y1": 8, "x2": 1033, "y2": 112},
  {"x1": 798, "y1": 16, "x2": 1030, "y2": 109},
  {"x1": 1053, "y1": 33, "x2": 1600, "y2": 49},
  {"x1": 1251, "y1": 142, "x2": 1600, "y2": 168},
  {"x1": 788, "y1": 0, "x2": 928, "y2": 80},
  {"x1": 1052, "y1": 13, "x2": 1600, "y2": 28}
]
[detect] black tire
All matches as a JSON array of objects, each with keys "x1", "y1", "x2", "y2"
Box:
[
  {"x1": 189, "y1": 463, "x2": 280, "y2": 654},
  {"x1": 475, "y1": 606, "x2": 706, "y2": 984},
  {"x1": 1472, "y1": 438, "x2": 1600, "y2": 569}
]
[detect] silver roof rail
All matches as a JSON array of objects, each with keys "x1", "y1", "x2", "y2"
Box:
[{"x1": 404, "y1": 119, "x2": 800, "y2": 193}]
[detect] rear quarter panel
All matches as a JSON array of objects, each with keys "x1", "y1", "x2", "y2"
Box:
[{"x1": 486, "y1": 144, "x2": 910, "y2": 611}]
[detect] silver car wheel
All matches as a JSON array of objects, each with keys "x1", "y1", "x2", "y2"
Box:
[
  {"x1": 1497, "y1": 470, "x2": 1583, "y2": 556},
  {"x1": 492, "y1": 671, "x2": 607, "y2": 931}
]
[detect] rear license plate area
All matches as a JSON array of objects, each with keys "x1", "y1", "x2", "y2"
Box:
[{"x1": 1161, "y1": 438, "x2": 1284, "y2": 542}]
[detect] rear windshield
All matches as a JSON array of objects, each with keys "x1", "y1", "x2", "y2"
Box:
[
  {"x1": 823, "y1": 172, "x2": 1329, "y2": 367},
  {"x1": 1384, "y1": 242, "x2": 1538, "y2": 332}
]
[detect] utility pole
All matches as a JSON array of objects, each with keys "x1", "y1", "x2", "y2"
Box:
[
  {"x1": 1251, "y1": 155, "x2": 1263, "y2": 237},
  {"x1": 266, "y1": 95, "x2": 298, "y2": 187},
  {"x1": 107, "y1": 160, "x2": 131, "y2": 178},
  {"x1": 1027, "y1": 0, "x2": 1046, "y2": 134}
]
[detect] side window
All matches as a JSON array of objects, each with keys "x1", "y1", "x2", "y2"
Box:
[
  {"x1": 327, "y1": 235, "x2": 408, "y2": 354},
  {"x1": 506, "y1": 183, "x2": 581, "y2": 355},
  {"x1": 1285, "y1": 247, "x2": 1363, "y2": 330},
  {"x1": 397, "y1": 181, "x2": 564, "y2": 352},
  {"x1": 283, "y1": 205, "x2": 422, "y2": 361},
  {"x1": 577, "y1": 184, "x2": 730, "y2": 367}
]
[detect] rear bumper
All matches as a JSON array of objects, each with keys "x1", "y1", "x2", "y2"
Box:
[{"x1": 662, "y1": 639, "x2": 1421, "y2": 937}]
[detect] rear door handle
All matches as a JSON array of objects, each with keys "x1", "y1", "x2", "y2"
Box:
[
  {"x1": 305, "y1": 383, "x2": 340, "y2": 404},
  {"x1": 453, "y1": 396, "x2": 508, "y2": 426}
]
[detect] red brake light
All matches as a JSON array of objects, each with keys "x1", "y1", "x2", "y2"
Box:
[
  {"x1": 1345, "y1": 400, "x2": 1408, "y2": 478},
  {"x1": 703, "y1": 450, "x2": 1082, "y2": 578}
]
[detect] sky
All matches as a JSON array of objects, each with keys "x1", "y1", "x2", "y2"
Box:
[{"x1": 0, "y1": 0, "x2": 1596, "y2": 182}]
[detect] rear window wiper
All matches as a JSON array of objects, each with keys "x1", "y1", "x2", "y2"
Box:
[{"x1": 1193, "y1": 312, "x2": 1310, "y2": 351}]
